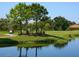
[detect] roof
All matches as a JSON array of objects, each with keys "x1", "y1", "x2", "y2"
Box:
[{"x1": 69, "y1": 24, "x2": 79, "y2": 29}]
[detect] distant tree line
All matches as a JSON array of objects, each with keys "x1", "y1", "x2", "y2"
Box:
[{"x1": 0, "y1": 3, "x2": 76, "y2": 35}]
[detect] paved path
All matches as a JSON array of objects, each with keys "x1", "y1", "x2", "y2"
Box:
[{"x1": 0, "y1": 34, "x2": 17, "y2": 38}]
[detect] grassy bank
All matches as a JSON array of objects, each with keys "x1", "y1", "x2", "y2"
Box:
[
  {"x1": 46, "y1": 31, "x2": 79, "y2": 39},
  {"x1": 0, "y1": 31, "x2": 79, "y2": 45},
  {"x1": 11, "y1": 31, "x2": 79, "y2": 41},
  {"x1": 0, "y1": 31, "x2": 79, "y2": 47}
]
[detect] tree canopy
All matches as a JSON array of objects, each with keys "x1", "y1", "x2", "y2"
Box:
[{"x1": 0, "y1": 3, "x2": 76, "y2": 35}]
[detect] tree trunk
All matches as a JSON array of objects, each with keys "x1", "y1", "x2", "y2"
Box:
[
  {"x1": 8, "y1": 22, "x2": 13, "y2": 34},
  {"x1": 25, "y1": 20, "x2": 29, "y2": 35},
  {"x1": 19, "y1": 21, "x2": 22, "y2": 35},
  {"x1": 36, "y1": 20, "x2": 38, "y2": 34},
  {"x1": 40, "y1": 28, "x2": 43, "y2": 34}
]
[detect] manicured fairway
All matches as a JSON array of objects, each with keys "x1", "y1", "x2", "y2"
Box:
[
  {"x1": 11, "y1": 31, "x2": 79, "y2": 42},
  {"x1": 0, "y1": 31, "x2": 79, "y2": 43}
]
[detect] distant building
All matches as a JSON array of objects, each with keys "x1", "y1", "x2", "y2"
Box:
[{"x1": 69, "y1": 24, "x2": 79, "y2": 30}]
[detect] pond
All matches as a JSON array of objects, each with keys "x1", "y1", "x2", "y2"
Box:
[{"x1": 0, "y1": 38, "x2": 79, "y2": 57}]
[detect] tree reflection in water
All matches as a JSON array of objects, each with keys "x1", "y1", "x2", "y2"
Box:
[
  {"x1": 18, "y1": 48, "x2": 22, "y2": 57},
  {"x1": 18, "y1": 47, "x2": 29, "y2": 57},
  {"x1": 17, "y1": 40, "x2": 69, "y2": 57},
  {"x1": 25, "y1": 48, "x2": 28, "y2": 57},
  {"x1": 18, "y1": 46, "x2": 42, "y2": 57},
  {"x1": 35, "y1": 47, "x2": 37, "y2": 57},
  {"x1": 54, "y1": 41, "x2": 68, "y2": 49}
]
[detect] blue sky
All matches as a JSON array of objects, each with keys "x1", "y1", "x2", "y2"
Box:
[{"x1": 0, "y1": 2, "x2": 79, "y2": 23}]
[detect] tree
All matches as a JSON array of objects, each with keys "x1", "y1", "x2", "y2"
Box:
[
  {"x1": 44, "y1": 18, "x2": 54, "y2": 30},
  {"x1": 14, "y1": 3, "x2": 28, "y2": 34},
  {"x1": 6, "y1": 8, "x2": 17, "y2": 33},
  {"x1": 0, "y1": 18, "x2": 8, "y2": 31},
  {"x1": 7, "y1": 3, "x2": 32, "y2": 35},
  {"x1": 44, "y1": 23, "x2": 51, "y2": 30},
  {"x1": 53, "y1": 16, "x2": 76, "y2": 30},
  {"x1": 31, "y1": 3, "x2": 48, "y2": 34},
  {"x1": 27, "y1": 23, "x2": 34, "y2": 34},
  {"x1": 39, "y1": 16, "x2": 50, "y2": 34}
]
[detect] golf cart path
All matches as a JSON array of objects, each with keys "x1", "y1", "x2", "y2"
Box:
[{"x1": 0, "y1": 34, "x2": 17, "y2": 38}]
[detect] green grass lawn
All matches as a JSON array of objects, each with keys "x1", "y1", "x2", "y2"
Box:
[
  {"x1": 0, "y1": 30, "x2": 79, "y2": 43},
  {"x1": 46, "y1": 31, "x2": 79, "y2": 39},
  {"x1": 10, "y1": 30, "x2": 79, "y2": 42},
  {"x1": 0, "y1": 31, "x2": 8, "y2": 34},
  {"x1": 0, "y1": 30, "x2": 79, "y2": 47}
]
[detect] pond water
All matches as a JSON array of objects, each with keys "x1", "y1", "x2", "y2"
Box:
[{"x1": 0, "y1": 38, "x2": 79, "y2": 57}]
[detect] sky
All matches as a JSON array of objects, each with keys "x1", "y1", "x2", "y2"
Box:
[{"x1": 0, "y1": 2, "x2": 79, "y2": 23}]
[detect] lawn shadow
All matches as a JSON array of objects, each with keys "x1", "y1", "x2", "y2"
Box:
[
  {"x1": 26, "y1": 33, "x2": 65, "y2": 40},
  {"x1": 18, "y1": 33, "x2": 65, "y2": 40},
  {"x1": 43, "y1": 34, "x2": 65, "y2": 39},
  {"x1": 0, "y1": 38, "x2": 18, "y2": 47}
]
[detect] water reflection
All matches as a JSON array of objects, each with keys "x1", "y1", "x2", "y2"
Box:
[
  {"x1": 18, "y1": 47, "x2": 41, "y2": 57},
  {"x1": 25, "y1": 48, "x2": 28, "y2": 57},
  {"x1": 18, "y1": 47, "x2": 29, "y2": 57},
  {"x1": 0, "y1": 38, "x2": 76, "y2": 57},
  {"x1": 18, "y1": 42, "x2": 67, "y2": 57},
  {"x1": 54, "y1": 42, "x2": 68, "y2": 48},
  {"x1": 35, "y1": 47, "x2": 37, "y2": 57},
  {"x1": 17, "y1": 39, "x2": 70, "y2": 57},
  {"x1": 19, "y1": 48, "x2": 22, "y2": 57}
]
